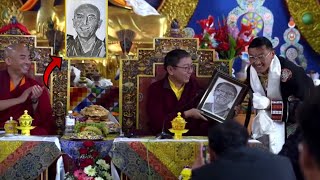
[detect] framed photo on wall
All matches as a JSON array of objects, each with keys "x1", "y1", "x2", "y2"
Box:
[
  {"x1": 65, "y1": 0, "x2": 107, "y2": 58},
  {"x1": 198, "y1": 69, "x2": 248, "y2": 123}
]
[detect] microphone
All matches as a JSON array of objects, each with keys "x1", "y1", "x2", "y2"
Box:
[
  {"x1": 156, "y1": 131, "x2": 173, "y2": 139},
  {"x1": 155, "y1": 89, "x2": 204, "y2": 139},
  {"x1": 156, "y1": 116, "x2": 173, "y2": 139}
]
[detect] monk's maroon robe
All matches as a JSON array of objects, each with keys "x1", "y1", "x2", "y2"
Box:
[
  {"x1": 0, "y1": 70, "x2": 56, "y2": 135},
  {"x1": 146, "y1": 76, "x2": 209, "y2": 136}
]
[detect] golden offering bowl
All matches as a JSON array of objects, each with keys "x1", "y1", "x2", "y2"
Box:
[
  {"x1": 171, "y1": 121, "x2": 186, "y2": 130},
  {"x1": 171, "y1": 112, "x2": 187, "y2": 130},
  {"x1": 169, "y1": 112, "x2": 189, "y2": 139},
  {"x1": 16, "y1": 126, "x2": 36, "y2": 136},
  {"x1": 19, "y1": 110, "x2": 34, "y2": 127},
  {"x1": 169, "y1": 129, "x2": 189, "y2": 140},
  {"x1": 4, "y1": 117, "x2": 18, "y2": 135}
]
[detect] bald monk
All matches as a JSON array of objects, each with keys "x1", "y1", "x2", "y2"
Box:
[
  {"x1": 0, "y1": 43, "x2": 56, "y2": 135},
  {"x1": 67, "y1": 4, "x2": 106, "y2": 57}
]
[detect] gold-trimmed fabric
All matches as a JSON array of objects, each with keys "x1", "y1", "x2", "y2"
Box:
[
  {"x1": 109, "y1": 137, "x2": 207, "y2": 179},
  {"x1": 109, "y1": 137, "x2": 267, "y2": 179},
  {"x1": 0, "y1": 141, "x2": 61, "y2": 179},
  {"x1": 0, "y1": 141, "x2": 23, "y2": 162}
]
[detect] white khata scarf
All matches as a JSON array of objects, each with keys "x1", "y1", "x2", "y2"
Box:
[{"x1": 250, "y1": 55, "x2": 285, "y2": 154}]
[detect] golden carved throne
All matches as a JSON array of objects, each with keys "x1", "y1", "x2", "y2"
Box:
[
  {"x1": 0, "y1": 35, "x2": 68, "y2": 135},
  {"x1": 120, "y1": 38, "x2": 233, "y2": 133}
]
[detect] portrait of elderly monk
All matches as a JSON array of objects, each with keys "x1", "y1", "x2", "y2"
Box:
[
  {"x1": 0, "y1": 43, "x2": 56, "y2": 135},
  {"x1": 67, "y1": 3, "x2": 106, "y2": 57},
  {"x1": 202, "y1": 82, "x2": 238, "y2": 119}
]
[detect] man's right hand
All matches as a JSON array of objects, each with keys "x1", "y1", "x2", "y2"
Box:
[
  {"x1": 184, "y1": 108, "x2": 207, "y2": 121},
  {"x1": 192, "y1": 143, "x2": 206, "y2": 169},
  {"x1": 0, "y1": 87, "x2": 33, "y2": 111},
  {"x1": 18, "y1": 87, "x2": 32, "y2": 103}
]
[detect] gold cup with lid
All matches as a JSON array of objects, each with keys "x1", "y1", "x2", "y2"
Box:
[
  {"x1": 16, "y1": 110, "x2": 35, "y2": 136},
  {"x1": 169, "y1": 112, "x2": 189, "y2": 140},
  {"x1": 4, "y1": 117, "x2": 18, "y2": 135}
]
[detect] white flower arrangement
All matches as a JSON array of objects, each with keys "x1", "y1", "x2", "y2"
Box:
[{"x1": 64, "y1": 141, "x2": 113, "y2": 180}]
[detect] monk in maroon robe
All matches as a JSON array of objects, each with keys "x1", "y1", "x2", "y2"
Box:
[
  {"x1": 0, "y1": 43, "x2": 56, "y2": 135},
  {"x1": 146, "y1": 49, "x2": 209, "y2": 136}
]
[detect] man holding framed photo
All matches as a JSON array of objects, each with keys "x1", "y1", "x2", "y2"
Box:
[
  {"x1": 245, "y1": 36, "x2": 314, "y2": 154},
  {"x1": 146, "y1": 49, "x2": 208, "y2": 137}
]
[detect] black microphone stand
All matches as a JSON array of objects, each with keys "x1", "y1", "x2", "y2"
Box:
[
  {"x1": 156, "y1": 131, "x2": 173, "y2": 139},
  {"x1": 156, "y1": 116, "x2": 173, "y2": 139}
]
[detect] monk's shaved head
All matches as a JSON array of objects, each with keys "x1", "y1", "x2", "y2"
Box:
[
  {"x1": 4, "y1": 43, "x2": 31, "y2": 76},
  {"x1": 4, "y1": 43, "x2": 28, "y2": 59},
  {"x1": 74, "y1": 4, "x2": 101, "y2": 20}
]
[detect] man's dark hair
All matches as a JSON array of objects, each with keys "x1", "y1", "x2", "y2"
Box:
[
  {"x1": 248, "y1": 36, "x2": 273, "y2": 50},
  {"x1": 298, "y1": 86, "x2": 320, "y2": 166},
  {"x1": 208, "y1": 120, "x2": 249, "y2": 155},
  {"x1": 164, "y1": 49, "x2": 191, "y2": 71},
  {"x1": 215, "y1": 82, "x2": 238, "y2": 98}
]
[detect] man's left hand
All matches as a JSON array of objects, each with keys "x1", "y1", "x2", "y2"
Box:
[
  {"x1": 234, "y1": 105, "x2": 241, "y2": 116},
  {"x1": 31, "y1": 85, "x2": 44, "y2": 100}
]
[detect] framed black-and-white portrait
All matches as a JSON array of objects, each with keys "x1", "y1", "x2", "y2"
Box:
[
  {"x1": 66, "y1": 0, "x2": 107, "y2": 58},
  {"x1": 198, "y1": 69, "x2": 248, "y2": 123}
]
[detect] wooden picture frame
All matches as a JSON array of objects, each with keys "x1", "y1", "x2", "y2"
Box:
[{"x1": 198, "y1": 69, "x2": 248, "y2": 123}]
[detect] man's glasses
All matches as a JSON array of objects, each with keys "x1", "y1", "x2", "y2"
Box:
[
  {"x1": 249, "y1": 51, "x2": 272, "y2": 62},
  {"x1": 174, "y1": 64, "x2": 195, "y2": 72}
]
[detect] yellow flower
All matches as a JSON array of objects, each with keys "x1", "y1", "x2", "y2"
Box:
[{"x1": 179, "y1": 168, "x2": 192, "y2": 180}]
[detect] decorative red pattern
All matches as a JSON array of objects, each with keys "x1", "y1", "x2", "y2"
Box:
[
  {"x1": 0, "y1": 23, "x2": 31, "y2": 35},
  {"x1": 0, "y1": 141, "x2": 40, "y2": 175},
  {"x1": 128, "y1": 141, "x2": 176, "y2": 179},
  {"x1": 70, "y1": 87, "x2": 89, "y2": 108}
]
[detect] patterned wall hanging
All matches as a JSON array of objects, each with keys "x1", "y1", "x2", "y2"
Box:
[
  {"x1": 280, "y1": 17, "x2": 307, "y2": 69},
  {"x1": 227, "y1": 0, "x2": 279, "y2": 47}
]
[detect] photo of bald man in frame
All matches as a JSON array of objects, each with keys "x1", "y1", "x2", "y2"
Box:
[
  {"x1": 66, "y1": 0, "x2": 106, "y2": 58},
  {"x1": 198, "y1": 69, "x2": 248, "y2": 123}
]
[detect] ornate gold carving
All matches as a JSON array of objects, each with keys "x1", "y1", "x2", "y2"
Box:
[
  {"x1": 32, "y1": 48, "x2": 53, "y2": 74},
  {"x1": 0, "y1": 1, "x2": 23, "y2": 27},
  {"x1": 0, "y1": 35, "x2": 35, "y2": 53},
  {"x1": 286, "y1": 0, "x2": 320, "y2": 53},
  {"x1": 159, "y1": 0, "x2": 199, "y2": 33},
  {"x1": 108, "y1": 6, "x2": 168, "y2": 43},
  {"x1": 36, "y1": 0, "x2": 64, "y2": 39},
  {"x1": 120, "y1": 38, "x2": 232, "y2": 132},
  {"x1": 52, "y1": 70, "x2": 68, "y2": 135}
]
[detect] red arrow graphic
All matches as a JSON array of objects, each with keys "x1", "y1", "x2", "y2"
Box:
[{"x1": 43, "y1": 56, "x2": 62, "y2": 88}]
